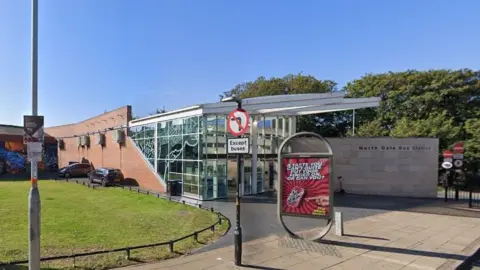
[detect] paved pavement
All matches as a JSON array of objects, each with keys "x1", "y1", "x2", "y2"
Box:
[
  {"x1": 117, "y1": 210, "x2": 480, "y2": 270},
  {"x1": 193, "y1": 193, "x2": 480, "y2": 254}
]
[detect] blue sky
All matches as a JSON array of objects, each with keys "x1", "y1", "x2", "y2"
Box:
[{"x1": 1, "y1": 0, "x2": 479, "y2": 127}]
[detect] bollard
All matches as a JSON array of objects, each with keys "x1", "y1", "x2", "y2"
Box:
[
  {"x1": 73, "y1": 256, "x2": 76, "y2": 268},
  {"x1": 169, "y1": 241, "x2": 174, "y2": 253},
  {"x1": 211, "y1": 225, "x2": 215, "y2": 233},
  {"x1": 335, "y1": 212, "x2": 344, "y2": 236},
  {"x1": 194, "y1": 232, "x2": 198, "y2": 242},
  {"x1": 129, "y1": 186, "x2": 132, "y2": 191},
  {"x1": 182, "y1": 200, "x2": 185, "y2": 204},
  {"x1": 157, "y1": 194, "x2": 160, "y2": 198},
  {"x1": 126, "y1": 248, "x2": 131, "y2": 260},
  {"x1": 469, "y1": 190, "x2": 473, "y2": 208},
  {"x1": 147, "y1": 191, "x2": 149, "y2": 195},
  {"x1": 210, "y1": 207, "x2": 214, "y2": 212}
]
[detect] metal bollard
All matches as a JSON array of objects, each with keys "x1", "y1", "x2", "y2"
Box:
[
  {"x1": 126, "y1": 248, "x2": 131, "y2": 260},
  {"x1": 335, "y1": 212, "x2": 344, "y2": 236},
  {"x1": 194, "y1": 232, "x2": 198, "y2": 242},
  {"x1": 169, "y1": 241, "x2": 174, "y2": 253}
]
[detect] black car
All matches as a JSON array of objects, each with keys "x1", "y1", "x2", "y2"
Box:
[
  {"x1": 58, "y1": 163, "x2": 93, "y2": 178},
  {"x1": 88, "y1": 167, "x2": 124, "y2": 187}
]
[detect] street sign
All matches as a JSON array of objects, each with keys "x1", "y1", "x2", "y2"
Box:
[
  {"x1": 453, "y1": 153, "x2": 464, "y2": 160},
  {"x1": 24, "y1": 115, "x2": 44, "y2": 143},
  {"x1": 227, "y1": 138, "x2": 249, "y2": 154},
  {"x1": 442, "y1": 161, "x2": 453, "y2": 169},
  {"x1": 454, "y1": 159, "x2": 463, "y2": 168},
  {"x1": 443, "y1": 150, "x2": 453, "y2": 159},
  {"x1": 443, "y1": 158, "x2": 453, "y2": 163},
  {"x1": 453, "y1": 142, "x2": 464, "y2": 154},
  {"x1": 27, "y1": 142, "x2": 43, "y2": 162},
  {"x1": 227, "y1": 109, "x2": 250, "y2": 137}
]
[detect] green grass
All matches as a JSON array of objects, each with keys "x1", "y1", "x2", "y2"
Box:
[{"x1": 0, "y1": 181, "x2": 228, "y2": 269}]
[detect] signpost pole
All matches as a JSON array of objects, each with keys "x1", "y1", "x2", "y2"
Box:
[
  {"x1": 29, "y1": 0, "x2": 41, "y2": 269},
  {"x1": 234, "y1": 102, "x2": 242, "y2": 266},
  {"x1": 222, "y1": 96, "x2": 249, "y2": 266}
]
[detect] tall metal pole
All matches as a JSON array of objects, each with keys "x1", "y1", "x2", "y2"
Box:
[
  {"x1": 234, "y1": 101, "x2": 243, "y2": 266},
  {"x1": 352, "y1": 109, "x2": 356, "y2": 136},
  {"x1": 29, "y1": 0, "x2": 41, "y2": 269}
]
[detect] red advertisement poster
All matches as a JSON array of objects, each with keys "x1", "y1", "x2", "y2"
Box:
[{"x1": 281, "y1": 157, "x2": 330, "y2": 218}]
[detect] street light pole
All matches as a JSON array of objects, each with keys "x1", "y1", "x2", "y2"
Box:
[{"x1": 29, "y1": 0, "x2": 41, "y2": 269}]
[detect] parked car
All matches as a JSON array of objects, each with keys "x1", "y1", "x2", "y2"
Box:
[
  {"x1": 88, "y1": 167, "x2": 124, "y2": 187},
  {"x1": 58, "y1": 163, "x2": 93, "y2": 178}
]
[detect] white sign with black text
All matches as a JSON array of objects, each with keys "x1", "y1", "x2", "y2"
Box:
[
  {"x1": 227, "y1": 138, "x2": 249, "y2": 154},
  {"x1": 27, "y1": 142, "x2": 43, "y2": 162}
]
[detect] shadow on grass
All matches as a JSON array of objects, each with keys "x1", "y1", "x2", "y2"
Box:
[{"x1": 0, "y1": 265, "x2": 59, "y2": 270}]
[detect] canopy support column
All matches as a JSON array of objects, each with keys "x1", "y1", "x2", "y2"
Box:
[{"x1": 251, "y1": 116, "x2": 258, "y2": 194}]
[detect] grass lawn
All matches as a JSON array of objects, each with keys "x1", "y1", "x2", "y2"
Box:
[{"x1": 0, "y1": 180, "x2": 228, "y2": 269}]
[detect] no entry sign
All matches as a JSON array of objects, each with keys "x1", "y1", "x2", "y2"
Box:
[
  {"x1": 227, "y1": 108, "x2": 249, "y2": 136},
  {"x1": 443, "y1": 150, "x2": 453, "y2": 159},
  {"x1": 453, "y1": 142, "x2": 464, "y2": 154}
]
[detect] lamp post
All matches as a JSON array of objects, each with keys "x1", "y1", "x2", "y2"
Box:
[{"x1": 221, "y1": 96, "x2": 243, "y2": 266}]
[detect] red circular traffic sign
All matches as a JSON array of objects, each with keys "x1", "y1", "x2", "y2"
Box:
[
  {"x1": 443, "y1": 150, "x2": 453, "y2": 158},
  {"x1": 453, "y1": 142, "x2": 464, "y2": 154},
  {"x1": 227, "y1": 108, "x2": 250, "y2": 136}
]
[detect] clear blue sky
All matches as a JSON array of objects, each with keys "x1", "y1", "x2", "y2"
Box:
[{"x1": 1, "y1": 0, "x2": 479, "y2": 127}]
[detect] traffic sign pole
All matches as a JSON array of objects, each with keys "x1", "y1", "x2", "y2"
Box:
[
  {"x1": 226, "y1": 103, "x2": 249, "y2": 266},
  {"x1": 29, "y1": 1, "x2": 41, "y2": 269}
]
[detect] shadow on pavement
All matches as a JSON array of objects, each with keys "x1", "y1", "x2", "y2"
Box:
[
  {"x1": 320, "y1": 239, "x2": 469, "y2": 261},
  {"x1": 342, "y1": 234, "x2": 389, "y2": 241},
  {"x1": 239, "y1": 264, "x2": 285, "y2": 270}
]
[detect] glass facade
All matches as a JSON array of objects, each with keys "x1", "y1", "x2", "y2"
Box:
[{"x1": 129, "y1": 113, "x2": 295, "y2": 200}]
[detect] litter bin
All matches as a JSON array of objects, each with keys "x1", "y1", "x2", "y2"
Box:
[{"x1": 167, "y1": 180, "x2": 182, "y2": 196}]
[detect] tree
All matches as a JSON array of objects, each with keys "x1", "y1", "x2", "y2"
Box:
[
  {"x1": 149, "y1": 106, "x2": 167, "y2": 115},
  {"x1": 346, "y1": 69, "x2": 480, "y2": 154}
]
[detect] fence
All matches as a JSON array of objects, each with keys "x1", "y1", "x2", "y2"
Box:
[{"x1": 0, "y1": 179, "x2": 230, "y2": 267}]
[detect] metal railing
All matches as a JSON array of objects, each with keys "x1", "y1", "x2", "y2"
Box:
[{"x1": 0, "y1": 179, "x2": 230, "y2": 267}]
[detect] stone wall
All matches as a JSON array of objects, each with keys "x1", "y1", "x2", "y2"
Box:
[{"x1": 327, "y1": 137, "x2": 439, "y2": 198}]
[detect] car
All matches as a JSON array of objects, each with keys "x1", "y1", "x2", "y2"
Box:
[
  {"x1": 58, "y1": 163, "x2": 93, "y2": 178},
  {"x1": 88, "y1": 167, "x2": 124, "y2": 187}
]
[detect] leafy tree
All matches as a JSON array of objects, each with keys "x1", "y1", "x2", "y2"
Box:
[{"x1": 346, "y1": 69, "x2": 480, "y2": 155}]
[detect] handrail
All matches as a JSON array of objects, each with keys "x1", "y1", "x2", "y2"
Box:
[{"x1": 0, "y1": 180, "x2": 230, "y2": 266}]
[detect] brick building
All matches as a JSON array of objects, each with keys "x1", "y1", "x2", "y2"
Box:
[{"x1": 45, "y1": 106, "x2": 163, "y2": 192}]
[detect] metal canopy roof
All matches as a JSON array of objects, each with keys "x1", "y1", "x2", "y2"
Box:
[{"x1": 129, "y1": 91, "x2": 381, "y2": 126}]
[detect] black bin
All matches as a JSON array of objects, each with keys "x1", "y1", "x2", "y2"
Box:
[{"x1": 167, "y1": 180, "x2": 182, "y2": 196}]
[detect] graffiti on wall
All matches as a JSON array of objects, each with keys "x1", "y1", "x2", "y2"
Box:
[{"x1": 0, "y1": 141, "x2": 58, "y2": 174}]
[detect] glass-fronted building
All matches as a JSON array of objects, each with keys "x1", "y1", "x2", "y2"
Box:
[{"x1": 129, "y1": 92, "x2": 380, "y2": 200}]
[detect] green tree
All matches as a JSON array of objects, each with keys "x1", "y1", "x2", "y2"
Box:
[{"x1": 346, "y1": 69, "x2": 480, "y2": 154}]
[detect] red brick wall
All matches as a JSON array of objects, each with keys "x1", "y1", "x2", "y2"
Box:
[{"x1": 45, "y1": 106, "x2": 165, "y2": 192}]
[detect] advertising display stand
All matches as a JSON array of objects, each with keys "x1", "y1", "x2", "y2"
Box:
[{"x1": 277, "y1": 132, "x2": 334, "y2": 241}]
